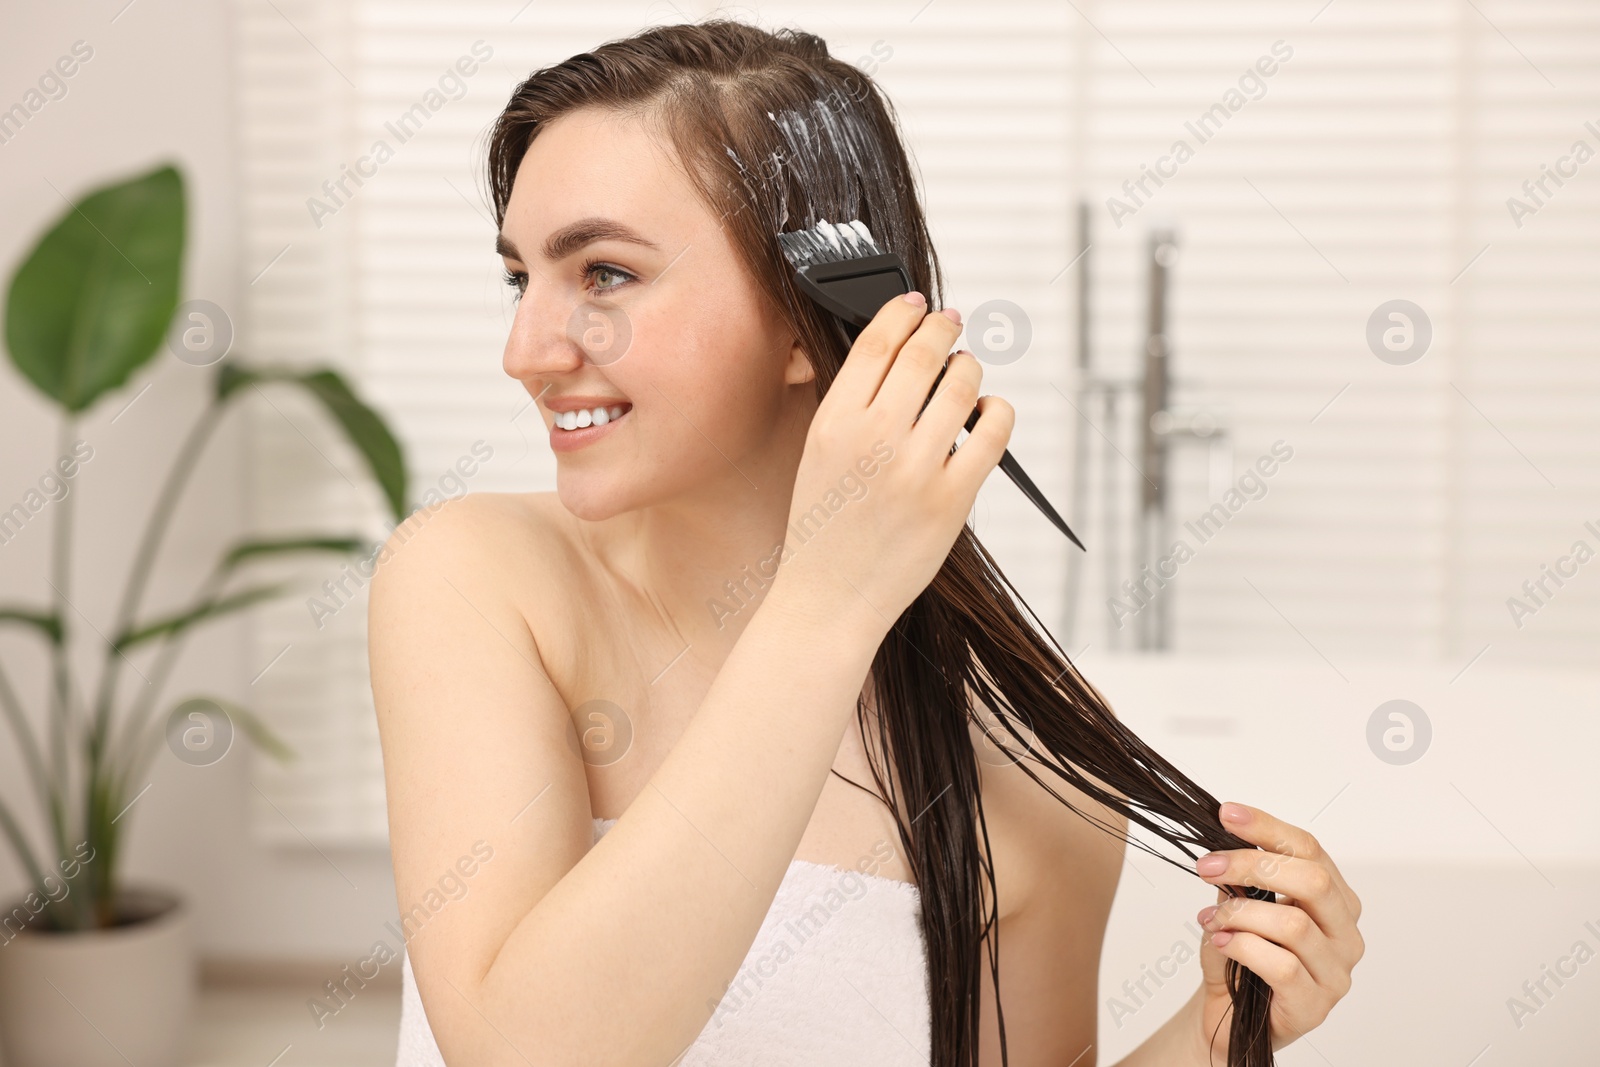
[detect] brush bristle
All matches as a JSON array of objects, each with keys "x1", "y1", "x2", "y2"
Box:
[{"x1": 777, "y1": 219, "x2": 884, "y2": 270}]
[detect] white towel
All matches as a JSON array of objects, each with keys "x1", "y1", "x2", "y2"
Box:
[{"x1": 397, "y1": 817, "x2": 930, "y2": 1066}]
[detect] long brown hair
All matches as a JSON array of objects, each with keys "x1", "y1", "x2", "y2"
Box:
[{"x1": 485, "y1": 18, "x2": 1276, "y2": 1067}]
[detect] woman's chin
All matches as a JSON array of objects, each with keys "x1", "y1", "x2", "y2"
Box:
[{"x1": 555, "y1": 474, "x2": 633, "y2": 522}]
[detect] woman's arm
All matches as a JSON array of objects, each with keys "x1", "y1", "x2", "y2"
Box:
[
  {"x1": 369, "y1": 496, "x2": 889, "y2": 1067},
  {"x1": 1106, "y1": 986, "x2": 1212, "y2": 1067}
]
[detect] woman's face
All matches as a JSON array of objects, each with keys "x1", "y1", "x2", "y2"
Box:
[{"x1": 499, "y1": 106, "x2": 814, "y2": 521}]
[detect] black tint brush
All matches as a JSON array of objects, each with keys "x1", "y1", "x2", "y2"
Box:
[{"x1": 779, "y1": 219, "x2": 1086, "y2": 551}]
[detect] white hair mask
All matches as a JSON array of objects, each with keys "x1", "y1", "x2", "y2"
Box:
[{"x1": 719, "y1": 76, "x2": 908, "y2": 255}]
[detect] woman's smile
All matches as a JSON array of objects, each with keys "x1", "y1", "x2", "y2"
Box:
[{"x1": 546, "y1": 396, "x2": 634, "y2": 452}]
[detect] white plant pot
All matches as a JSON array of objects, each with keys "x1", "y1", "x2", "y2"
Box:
[{"x1": 0, "y1": 885, "x2": 196, "y2": 1067}]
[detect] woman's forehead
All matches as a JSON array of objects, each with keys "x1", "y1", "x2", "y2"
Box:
[{"x1": 507, "y1": 109, "x2": 709, "y2": 252}]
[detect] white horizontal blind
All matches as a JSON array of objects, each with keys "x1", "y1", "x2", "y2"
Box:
[
  {"x1": 1067, "y1": 1, "x2": 1468, "y2": 663},
  {"x1": 1451, "y1": 1, "x2": 1600, "y2": 666},
  {"x1": 234, "y1": 0, "x2": 1599, "y2": 845},
  {"x1": 235, "y1": 0, "x2": 388, "y2": 845},
  {"x1": 1062, "y1": 0, "x2": 1600, "y2": 673}
]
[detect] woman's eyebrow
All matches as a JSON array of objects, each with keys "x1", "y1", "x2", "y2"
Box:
[{"x1": 494, "y1": 217, "x2": 661, "y2": 264}]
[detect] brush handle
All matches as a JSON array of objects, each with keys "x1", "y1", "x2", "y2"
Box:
[{"x1": 920, "y1": 355, "x2": 1087, "y2": 551}]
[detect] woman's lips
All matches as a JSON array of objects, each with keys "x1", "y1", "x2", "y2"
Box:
[{"x1": 548, "y1": 404, "x2": 631, "y2": 453}]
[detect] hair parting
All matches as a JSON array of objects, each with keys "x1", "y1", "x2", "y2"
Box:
[{"x1": 485, "y1": 18, "x2": 1278, "y2": 1066}]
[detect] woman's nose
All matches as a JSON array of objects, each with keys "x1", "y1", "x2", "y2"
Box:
[
  {"x1": 502, "y1": 283, "x2": 633, "y2": 383},
  {"x1": 502, "y1": 279, "x2": 587, "y2": 382},
  {"x1": 504, "y1": 296, "x2": 634, "y2": 383}
]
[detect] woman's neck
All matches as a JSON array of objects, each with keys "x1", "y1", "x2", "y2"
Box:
[
  {"x1": 573, "y1": 467, "x2": 801, "y2": 660},
  {"x1": 558, "y1": 376, "x2": 822, "y2": 665}
]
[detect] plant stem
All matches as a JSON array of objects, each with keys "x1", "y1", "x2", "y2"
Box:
[
  {"x1": 49, "y1": 418, "x2": 85, "y2": 928},
  {"x1": 0, "y1": 658, "x2": 70, "y2": 933},
  {"x1": 0, "y1": 658, "x2": 53, "y2": 835},
  {"x1": 110, "y1": 561, "x2": 229, "y2": 799},
  {"x1": 0, "y1": 792, "x2": 49, "y2": 902},
  {"x1": 90, "y1": 400, "x2": 226, "y2": 765},
  {"x1": 77, "y1": 399, "x2": 229, "y2": 930},
  {"x1": 89, "y1": 773, "x2": 118, "y2": 927}
]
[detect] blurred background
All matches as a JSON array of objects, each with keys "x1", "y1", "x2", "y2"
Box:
[{"x1": 1, "y1": 0, "x2": 1596, "y2": 1064}]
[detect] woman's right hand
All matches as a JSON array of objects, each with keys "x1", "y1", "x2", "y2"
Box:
[{"x1": 771, "y1": 291, "x2": 1014, "y2": 628}]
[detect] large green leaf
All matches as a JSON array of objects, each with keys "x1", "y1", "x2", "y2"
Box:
[
  {"x1": 218, "y1": 365, "x2": 406, "y2": 521},
  {"x1": 4, "y1": 164, "x2": 185, "y2": 413}
]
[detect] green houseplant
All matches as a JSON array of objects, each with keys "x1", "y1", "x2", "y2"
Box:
[{"x1": 0, "y1": 162, "x2": 408, "y2": 1066}]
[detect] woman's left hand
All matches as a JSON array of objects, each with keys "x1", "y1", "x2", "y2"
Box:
[{"x1": 1190, "y1": 801, "x2": 1364, "y2": 1060}]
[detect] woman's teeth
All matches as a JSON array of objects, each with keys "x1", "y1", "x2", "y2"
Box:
[{"x1": 555, "y1": 405, "x2": 628, "y2": 431}]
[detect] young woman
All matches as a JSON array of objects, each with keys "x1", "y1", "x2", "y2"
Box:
[{"x1": 368, "y1": 19, "x2": 1363, "y2": 1067}]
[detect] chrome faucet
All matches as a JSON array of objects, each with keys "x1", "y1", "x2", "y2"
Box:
[{"x1": 1062, "y1": 209, "x2": 1230, "y2": 651}]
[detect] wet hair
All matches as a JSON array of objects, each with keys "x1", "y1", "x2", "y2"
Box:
[{"x1": 486, "y1": 18, "x2": 1277, "y2": 1067}]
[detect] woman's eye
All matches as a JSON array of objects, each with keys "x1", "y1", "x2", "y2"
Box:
[
  {"x1": 584, "y1": 260, "x2": 635, "y2": 293},
  {"x1": 501, "y1": 262, "x2": 633, "y2": 302}
]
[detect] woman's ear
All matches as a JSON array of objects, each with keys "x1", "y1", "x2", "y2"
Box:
[{"x1": 783, "y1": 337, "x2": 817, "y2": 386}]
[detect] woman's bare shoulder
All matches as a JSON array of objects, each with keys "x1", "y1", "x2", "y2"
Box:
[
  {"x1": 368, "y1": 491, "x2": 596, "y2": 658},
  {"x1": 371, "y1": 490, "x2": 578, "y2": 589},
  {"x1": 367, "y1": 489, "x2": 593, "y2": 706}
]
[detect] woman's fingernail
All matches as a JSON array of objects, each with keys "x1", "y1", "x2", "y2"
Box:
[
  {"x1": 1197, "y1": 854, "x2": 1227, "y2": 876},
  {"x1": 1221, "y1": 802, "x2": 1250, "y2": 824},
  {"x1": 940, "y1": 307, "x2": 962, "y2": 324},
  {"x1": 1198, "y1": 905, "x2": 1219, "y2": 926},
  {"x1": 903, "y1": 291, "x2": 926, "y2": 306},
  {"x1": 1212, "y1": 931, "x2": 1234, "y2": 947}
]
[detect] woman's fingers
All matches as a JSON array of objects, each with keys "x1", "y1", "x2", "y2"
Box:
[
  {"x1": 945, "y1": 393, "x2": 1013, "y2": 483},
  {"x1": 909, "y1": 348, "x2": 981, "y2": 449},
  {"x1": 825, "y1": 291, "x2": 943, "y2": 411},
  {"x1": 869, "y1": 303, "x2": 966, "y2": 423},
  {"x1": 1198, "y1": 896, "x2": 1349, "y2": 993},
  {"x1": 1198, "y1": 802, "x2": 1362, "y2": 928},
  {"x1": 1203, "y1": 928, "x2": 1331, "y2": 1019},
  {"x1": 1193, "y1": 802, "x2": 1365, "y2": 1053}
]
